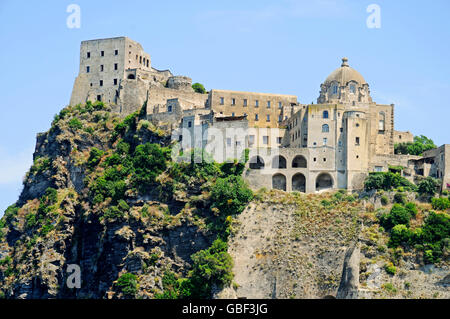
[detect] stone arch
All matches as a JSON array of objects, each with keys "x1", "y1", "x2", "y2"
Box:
[
  {"x1": 127, "y1": 74, "x2": 136, "y2": 79},
  {"x1": 292, "y1": 155, "x2": 307, "y2": 168},
  {"x1": 316, "y1": 172, "x2": 333, "y2": 191},
  {"x1": 271, "y1": 155, "x2": 287, "y2": 169},
  {"x1": 272, "y1": 173, "x2": 286, "y2": 191},
  {"x1": 249, "y1": 156, "x2": 265, "y2": 169},
  {"x1": 292, "y1": 173, "x2": 306, "y2": 192}
]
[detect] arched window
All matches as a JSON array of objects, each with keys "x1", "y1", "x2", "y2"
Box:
[
  {"x1": 271, "y1": 156, "x2": 287, "y2": 169},
  {"x1": 292, "y1": 173, "x2": 306, "y2": 192},
  {"x1": 332, "y1": 85, "x2": 338, "y2": 94},
  {"x1": 272, "y1": 174, "x2": 286, "y2": 191},
  {"x1": 349, "y1": 84, "x2": 356, "y2": 94},
  {"x1": 127, "y1": 74, "x2": 136, "y2": 79},
  {"x1": 292, "y1": 155, "x2": 307, "y2": 168},
  {"x1": 316, "y1": 173, "x2": 333, "y2": 191},
  {"x1": 322, "y1": 124, "x2": 329, "y2": 133},
  {"x1": 249, "y1": 156, "x2": 265, "y2": 169},
  {"x1": 379, "y1": 112, "x2": 385, "y2": 131},
  {"x1": 323, "y1": 110, "x2": 329, "y2": 119}
]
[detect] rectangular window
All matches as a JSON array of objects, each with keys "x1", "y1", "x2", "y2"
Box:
[
  {"x1": 114, "y1": 63, "x2": 118, "y2": 70},
  {"x1": 278, "y1": 102, "x2": 282, "y2": 109},
  {"x1": 87, "y1": 52, "x2": 90, "y2": 58},
  {"x1": 278, "y1": 115, "x2": 282, "y2": 122},
  {"x1": 146, "y1": 60, "x2": 149, "y2": 67},
  {"x1": 236, "y1": 141, "x2": 241, "y2": 147},
  {"x1": 99, "y1": 80, "x2": 103, "y2": 87},
  {"x1": 220, "y1": 97, "x2": 224, "y2": 105},
  {"x1": 267, "y1": 101, "x2": 271, "y2": 108},
  {"x1": 255, "y1": 114, "x2": 259, "y2": 121},
  {"x1": 100, "y1": 65, "x2": 104, "y2": 72},
  {"x1": 188, "y1": 121, "x2": 192, "y2": 128},
  {"x1": 86, "y1": 66, "x2": 90, "y2": 73},
  {"x1": 356, "y1": 137, "x2": 360, "y2": 145},
  {"x1": 231, "y1": 98, "x2": 236, "y2": 105},
  {"x1": 277, "y1": 137, "x2": 282, "y2": 144},
  {"x1": 97, "y1": 95, "x2": 101, "y2": 101},
  {"x1": 323, "y1": 138, "x2": 328, "y2": 145},
  {"x1": 101, "y1": 51, "x2": 104, "y2": 57},
  {"x1": 114, "y1": 79, "x2": 118, "y2": 85},
  {"x1": 248, "y1": 135, "x2": 255, "y2": 146},
  {"x1": 340, "y1": 127, "x2": 343, "y2": 132},
  {"x1": 232, "y1": 112, "x2": 235, "y2": 117},
  {"x1": 255, "y1": 100, "x2": 259, "y2": 107},
  {"x1": 115, "y1": 49, "x2": 118, "y2": 55},
  {"x1": 266, "y1": 115, "x2": 270, "y2": 122},
  {"x1": 263, "y1": 136, "x2": 269, "y2": 145},
  {"x1": 375, "y1": 166, "x2": 383, "y2": 172},
  {"x1": 243, "y1": 99, "x2": 247, "y2": 106},
  {"x1": 227, "y1": 138, "x2": 232, "y2": 147}
]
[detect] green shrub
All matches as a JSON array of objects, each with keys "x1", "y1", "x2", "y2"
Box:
[
  {"x1": 155, "y1": 271, "x2": 180, "y2": 299},
  {"x1": 43, "y1": 187, "x2": 58, "y2": 205},
  {"x1": 418, "y1": 177, "x2": 440, "y2": 196},
  {"x1": 394, "y1": 135, "x2": 436, "y2": 156},
  {"x1": 210, "y1": 175, "x2": 253, "y2": 216},
  {"x1": 321, "y1": 199, "x2": 333, "y2": 207},
  {"x1": 40, "y1": 223, "x2": 55, "y2": 236},
  {"x1": 379, "y1": 204, "x2": 412, "y2": 229},
  {"x1": 103, "y1": 206, "x2": 124, "y2": 220},
  {"x1": 68, "y1": 117, "x2": 83, "y2": 130},
  {"x1": 394, "y1": 192, "x2": 407, "y2": 205},
  {"x1": 87, "y1": 147, "x2": 104, "y2": 168},
  {"x1": 132, "y1": 143, "x2": 168, "y2": 192},
  {"x1": 182, "y1": 239, "x2": 233, "y2": 298},
  {"x1": 365, "y1": 172, "x2": 416, "y2": 191},
  {"x1": 117, "y1": 199, "x2": 130, "y2": 212},
  {"x1": 381, "y1": 195, "x2": 389, "y2": 206},
  {"x1": 29, "y1": 157, "x2": 52, "y2": 176},
  {"x1": 431, "y1": 197, "x2": 450, "y2": 211},
  {"x1": 192, "y1": 82, "x2": 206, "y2": 94},
  {"x1": 384, "y1": 262, "x2": 397, "y2": 275},
  {"x1": 389, "y1": 224, "x2": 411, "y2": 247},
  {"x1": 405, "y1": 202, "x2": 418, "y2": 217},
  {"x1": 116, "y1": 273, "x2": 137, "y2": 297},
  {"x1": 93, "y1": 194, "x2": 104, "y2": 205},
  {"x1": 3, "y1": 204, "x2": 19, "y2": 225}
]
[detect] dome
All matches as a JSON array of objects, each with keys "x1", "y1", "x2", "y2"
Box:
[{"x1": 324, "y1": 57, "x2": 366, "y2": 86}]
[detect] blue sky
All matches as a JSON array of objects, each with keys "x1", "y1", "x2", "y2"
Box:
[{"x1": 0, "y1": 0, "x2": 449, "y2": 215}]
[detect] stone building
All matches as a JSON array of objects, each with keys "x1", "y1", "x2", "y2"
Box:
[{"x1": 68, "y1": 37, "x2": 450, "y2": 194}]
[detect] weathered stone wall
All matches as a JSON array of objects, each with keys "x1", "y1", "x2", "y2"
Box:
[
  {"x1": 394, "y1": 130, "x2": 414, "y2": 144},
  {"x1": 209, "y1": 89, "x2": 297, "y2": 129}
]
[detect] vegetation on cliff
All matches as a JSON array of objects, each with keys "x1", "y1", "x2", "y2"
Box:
[{"x1": 0, "y1": 101, "x2": 252, "y2": 299}]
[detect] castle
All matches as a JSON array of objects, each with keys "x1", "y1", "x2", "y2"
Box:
[{"x1": 70, "y1": 37, "x2": 450, "y2": 193}]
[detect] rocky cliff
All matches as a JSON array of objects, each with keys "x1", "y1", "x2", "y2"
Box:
[{"x1": 0, "y1": 102, "x2": 448, "y2": 299}]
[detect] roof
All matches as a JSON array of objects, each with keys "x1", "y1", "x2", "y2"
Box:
[{"x1": 324, "y1": 57, "x2": 367, "y2": 86}]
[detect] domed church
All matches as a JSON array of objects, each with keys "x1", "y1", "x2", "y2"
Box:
[
  {"x1": 318, "y1": 57, "x2": 372, "y2": 105},
  {"x1": 245, "y1": 57, "x2": 419, "y2": 193}
]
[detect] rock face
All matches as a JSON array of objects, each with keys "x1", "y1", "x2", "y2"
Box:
[
  {"x1": 0, "y1": 103, "x2": 215, "y2": 299},
  {"x1": 336, "y1": 244, "x2": 360, "y2": 299},
  {"x1": 219, "y1": 191, "x2": 362, "y2": 299}
]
